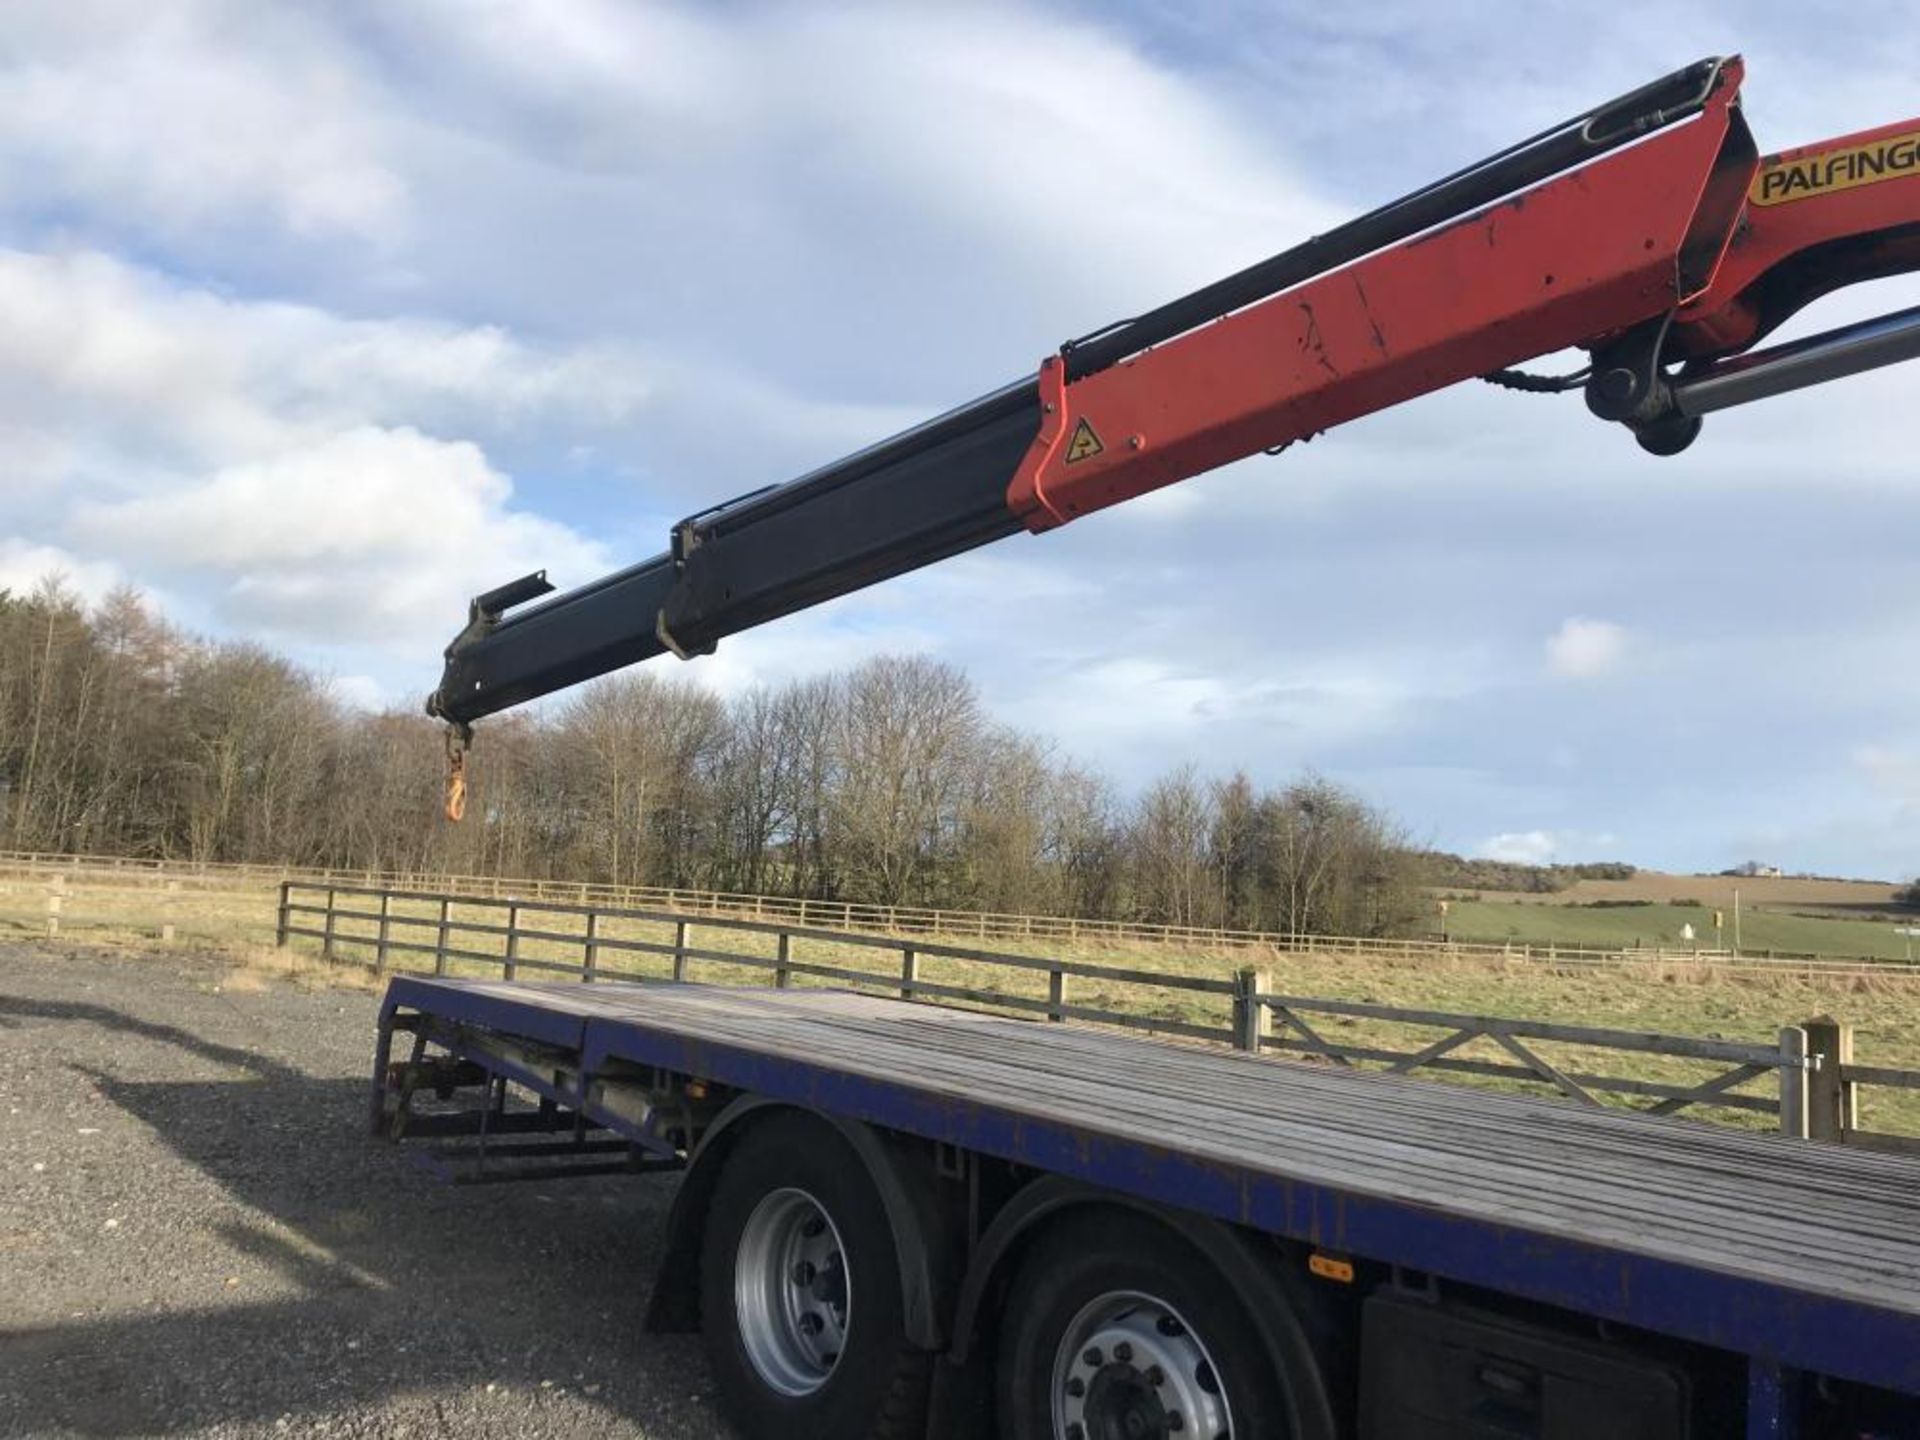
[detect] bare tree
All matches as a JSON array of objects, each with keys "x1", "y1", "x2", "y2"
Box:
[
  {"x1": 1048, "y1": 763, "x2": 1126, "y2": 920},
  {"x1": 552, "y1": 673, "x2": 725, "y2": 887},
  {"x1": 958, "y1": 730, "x2": 1058, "y2": 914},
  {"x1": 1132, "y1": 765, "x2": 1213, "y2": 926},
  {"x1": 831, "y1": 656, "x2": 982, "y2": 906}
]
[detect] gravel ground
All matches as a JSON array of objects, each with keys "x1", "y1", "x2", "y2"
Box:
[{"x1": 0, "y1": 942, "x2": 729, "y2": 1440}]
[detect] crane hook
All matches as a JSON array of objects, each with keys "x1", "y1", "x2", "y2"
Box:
[{"x1": 444, "y1": 725, "x2": 471, "y2": 824}]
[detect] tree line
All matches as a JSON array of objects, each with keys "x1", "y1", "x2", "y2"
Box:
[
  {"x1": 0, "y1": 580, "x2": 1429, "y2": 937},
  {"x1": 1418, "y1": 853, "x2": 1637, "y2": 894}
]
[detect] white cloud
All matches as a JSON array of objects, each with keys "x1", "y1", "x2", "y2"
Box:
[
  {"x1": 328, "y1": 674, "x2": 389, "y2": 712},
  {"x1": 72, "y1": 426, "x2": 607, "y2": 650},
  {"x1": 0, "y1": 5, "x2": 406, "y2": 244},
  {"x1": 1478, "y1": 830, "x2": 1560, "y2": 865},
  {"x1": 404, "y1": 1, "x2": 1337, "y2": 305},
  {"x1": 0, "y1": 249, "x2": 654, "y2": 472},
  {"x1": 1476, "y1": 829, "x2": 1620, "y2": 865},
  {"x1": 994, "y1": 652, "x2": 1417, "y2": 782},
  {"x1": 0, "y1": 539, "x2": 121, "y2": 606},
  {"x1": 0, "y1": 248, "x2": 648, "y2": 654},
  {"x1": 1545, "y1": 617, "x2": 1628, "y2": 679}
]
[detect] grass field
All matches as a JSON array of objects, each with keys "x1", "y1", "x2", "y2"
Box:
[
  {"x1": 1557, "y1": 872, "x2": 1900, "y2": 910},
  {"x1": 4, "y1": 868, "x2": 1916, "y2": 1139},
  {"x1": 1440, "y1": 869, "x2": 1915, "y2": 961},
  {"x1": 1440, "y1": 898, "x2": 1920, "y2": 961}
]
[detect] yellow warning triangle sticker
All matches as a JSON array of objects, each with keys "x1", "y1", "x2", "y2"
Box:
[{"x1": 1064, "y1": 418, "x2": 1105, "y2": 464}]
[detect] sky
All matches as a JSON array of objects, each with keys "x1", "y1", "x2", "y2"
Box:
[{"x1": 2, "y1": 1, "x2": 1918, "y2": 878}]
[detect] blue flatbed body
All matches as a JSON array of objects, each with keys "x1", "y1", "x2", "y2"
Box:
[{"x1": 379, "y1": 975, "x2": 1920, "y2": 1401}]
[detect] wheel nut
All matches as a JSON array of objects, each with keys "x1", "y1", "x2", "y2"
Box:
[
  {"x1": 1145, "y1": 1365, "x2": 1165, "y2": 1386},
  {"x1": 1167, "y1": 1413, "x2": 1185, "y2": 1432},
  {"x1": 792, "y1": 1262, "x2": 814, "y2": 1284},
  {"x1": 1114, "y1": 1341, "x2": 1133, "y2": 1363},
  {"x1": 1066, "y1": 1377, "x2": 1085, "y2": 1398},
  {"x1": 1083, "y1": 1346, "x2": 1103, "y2": 1367},
  {"x1": 1066, "y1": 1426, "x2": 1085, "y2": 1440}
]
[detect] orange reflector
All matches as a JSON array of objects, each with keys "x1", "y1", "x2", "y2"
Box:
[{"x1": 1308, "y1": 1253, "x2": 1355, "y2": 1284}]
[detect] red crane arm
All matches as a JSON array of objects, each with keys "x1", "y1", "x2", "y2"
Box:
[{"x1": 1009, "y1": 60, "x2": 1920, "y2": 529}]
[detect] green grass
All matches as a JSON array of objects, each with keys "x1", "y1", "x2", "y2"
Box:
[{"x1": 1441, "y1": 898, "x2": 1919, "y2": 962}]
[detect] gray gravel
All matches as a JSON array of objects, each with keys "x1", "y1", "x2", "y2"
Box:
[{"x1": 0, "y1": 942, "x2": 729, "y2": 1439}]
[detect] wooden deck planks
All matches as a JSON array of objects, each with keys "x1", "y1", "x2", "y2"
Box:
[{"x1": 404, "y1": 978, "x2": 1920, "y2": 1316}]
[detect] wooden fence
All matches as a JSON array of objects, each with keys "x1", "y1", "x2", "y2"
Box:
[
  {"x1": 5, "y1": 848, "x2": 1915, "y2": 979},
  {"x1": 275, "y1": 880, "x2": 1920, "y2": 1148},
  {"x1": 0, "y1": 863, "x2": 275, "y2": 948}
]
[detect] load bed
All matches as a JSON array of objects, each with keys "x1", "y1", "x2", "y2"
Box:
[{"x1": 377, "y1": 974, "x2": 1920, "y2": 1400}]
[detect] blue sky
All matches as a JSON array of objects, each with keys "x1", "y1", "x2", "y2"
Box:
[{"x1": 2, "y1": 1, "x2": 1918, "y2": 877}]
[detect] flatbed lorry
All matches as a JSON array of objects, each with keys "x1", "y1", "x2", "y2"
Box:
[
  {"x1": 385, "y1": 57, "x2": 1920, "y2": 1439},
  {"x1": 373, "y1": 976, "x2": 1920, "y2": 1437}
]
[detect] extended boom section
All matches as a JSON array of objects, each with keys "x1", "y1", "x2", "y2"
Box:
[{"x1": 430, "y1": 57, "x2": 1920, "y2": 737}]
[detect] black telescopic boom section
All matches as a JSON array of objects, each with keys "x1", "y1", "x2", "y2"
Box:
[{"x1": 427, "y1": 57, "x2": 1729, "y2": 730}]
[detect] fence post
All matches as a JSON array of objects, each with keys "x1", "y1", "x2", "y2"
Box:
[
  {"x1": 275, "y1": 881, "x2": 291, "y2": 946},
  {"x1": 1048, "y1": 967, "x2": 1068, "y2": 1021},
  {"x1": 1233, "y1": 968, "x2": 1271, "y2": 1052},
  {"x1": 156, "y1": 879, "x2": 179, "y2": 944},
  {"x1": 775, "y1": 931, "x2": 792, "y2": 989},
  {"x1": 504, "y1": 902, "x2": 520, "y2": 981},
  {"x1": 584, "y1": 912, "x2": 600, "y2": 983},
  {"x1": 1778, "y1": 1026, "x2": 1810, "y2": 1139},
  {"x1": 673, "y1": 919, "x2": 690, "y2": 982},
  {"x1": 321, "y1": 887, "x2": 338, "y2": 961},
  {"x1": 900, "y1": 946, "x2": 919, "y2": 1002},
  {"x1": 375, "y1": 892, "x2": 392, "y2": 975},
  {"x1": 435, "y1": 898, "x2": 451, "y2": 977},
  {"x1": 45, "y1": 873, "x2": 65, "y2": 938},
  {"x1": 1803, "y1": 1015, "x2": 1856, "y2": 1143}
]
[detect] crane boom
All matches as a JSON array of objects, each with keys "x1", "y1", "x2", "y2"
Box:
[{"x1": 428, "y1": 57, "x2": 1920, "y2": 745}]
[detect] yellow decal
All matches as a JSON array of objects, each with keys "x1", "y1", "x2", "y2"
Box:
[
  {"x1": 1308, "y1": 1253, "x2": 1355, "y2": 1284},
  {"x1": 1750, "y1": 131, "x2": 1920, "y2": 207},
  {"x1": 1064, "y1": 417, "x2": 1105, "y2": 464}
]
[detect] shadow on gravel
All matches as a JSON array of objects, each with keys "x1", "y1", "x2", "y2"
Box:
[
  {"x1": 0, "y1": 994, "x2": 306, "y2": 1082},
  {"x1": 4, "y1": 995, "x2": 687, "y2": 1436}
]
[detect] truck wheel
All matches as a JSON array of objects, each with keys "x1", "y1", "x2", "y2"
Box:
[
  {"x1": 996, "y1": 1212, "x2": 1290, "y2": 1439},
  {"x1": 698, "y1": 1115, "x2": 929, "y2": 1438}
]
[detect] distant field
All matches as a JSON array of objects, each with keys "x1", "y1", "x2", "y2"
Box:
[
  {"x1": 1442, "y1": 898, "x2": 1920, "y2": 961},
  {"x1": 1441, "y1": 870, "x2": 1914, "y2": 961},
  {"x1": 1460, "y1": 872, "x2": 1903, "y2": 914}
]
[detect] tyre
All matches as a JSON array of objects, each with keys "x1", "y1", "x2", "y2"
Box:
[
  {"x1": 996, "y1": 1210, "x2": 1293, "y2": 1440},
  {"x1": 698, "y1": 1113, "x2": 930, "y2": 1438}
]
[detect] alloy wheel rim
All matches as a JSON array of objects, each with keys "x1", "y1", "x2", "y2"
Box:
[
  {"x1": 1050, "y1": 1290, "x2": 1232, "y2": 1440},
  {"x1": 733, "y1": 1186, "x2": 850, "y2": 1396}
]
